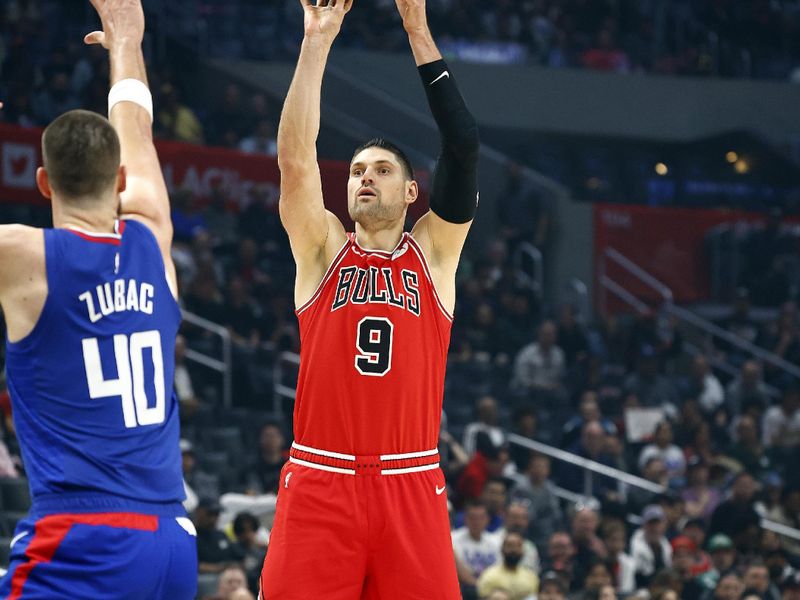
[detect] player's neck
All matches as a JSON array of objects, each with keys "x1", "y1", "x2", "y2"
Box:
[
  {"x1": 52, "y1": 196, "x2": 119, "y2": 234},
  {"x1": 354, "y1": 224, "x2": 404, "y2": 252}
]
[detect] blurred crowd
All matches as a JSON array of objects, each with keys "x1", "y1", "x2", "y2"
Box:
[
  {"x1": 0, "y1": 1, "x2": 280, "y2": 150},
  {"x1": 157, "y1": 0, "x2": 800, "y2": 80}
]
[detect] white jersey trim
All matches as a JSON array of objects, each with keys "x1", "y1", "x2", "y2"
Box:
[
  {"x1": 63, "y1": 223, "x2": 123, "y2": 240},
  {"x1": 351, "y1": 233, "x2": 406, "y2": 257},
  {"x1": 380, "y1": 448, "x2": 439, "y2": 460},
  {"x1": 382, "y1": 462, "x2": 440, "y2": 475},
  {"x1": 405, "y1": 236, "x2": 454, "y2": 322},
  {"x1": 289, "y1": 457, "x2": 356, "y2": 475},
  {"x1": 291, "y1": 441, "x2": 356, "y2": 461},
  {"x1": 295, "y1": 239, "x2": 351, "y2": 316}
]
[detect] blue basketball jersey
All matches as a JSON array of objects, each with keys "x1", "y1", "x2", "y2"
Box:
[{"x1": 4, "y1": 219, "x2": 185, "y2": 514}]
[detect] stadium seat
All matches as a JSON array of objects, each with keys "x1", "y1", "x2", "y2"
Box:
[
  {"x1": 198, "y1": 451, "x2": 230, "y2": 477},
  {"x1": 0, "y1": 479, "x2": 31, "y2": 512},
  {"x1": 195, "y1": 573, "x2": 219, "y2": 600},
  {"x1": 208, "y1": 427, "x2": 244, "y2": 457}
]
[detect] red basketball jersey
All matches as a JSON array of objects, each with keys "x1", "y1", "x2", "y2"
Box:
[{"x1": 293, "y1": 232, "x2": 453, "y2": 455}]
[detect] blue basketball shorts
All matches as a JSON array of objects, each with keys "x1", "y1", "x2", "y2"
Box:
[{"x1": 0, "y1": 511, "x2": 197, "y2": 599}]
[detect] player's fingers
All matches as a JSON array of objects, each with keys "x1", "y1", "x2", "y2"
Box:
[
  {"x1": 88, "y1": 0, "x2": 105, "y2": 12},
  {"x1": 344, "y1": 0, "x2": 354, "y2": 13},
  {"x1": 84, "y1": 31, "x2": 106, "y2": 46}
]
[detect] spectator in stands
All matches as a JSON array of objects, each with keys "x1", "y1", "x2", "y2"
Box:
[
  {"x1": 570, "y1": 506, "x2": 608, "y2": 590},
  {"x1": 671, "y1": 536, "x2": 707, "y2": 600},
  {"x1": 743, "y1": 560, "x2": 781, "y2": 600},
  {"x1": 768, "y1": 487, "x2": 800, "y2": 558},
  {"x1": 496, "y1": 160, "x2": 550, "y2": 254},
  {"x1": 194, "y1": 497, "x2": 242, "y2": 574},
  {"x1": 726, "y1": 361, "x2": 770, "y2": 417},
  {"x1": 231, "y1": 512, "x2": 267, "y2": 592},
  {"x1": 510, "y1": 453, "x2": 564, "y2": 550},
  {"x1": 727, "y1": 415, "x2": 771, "y2": 477},
  {"x1": 31, "y1": 71, "x2": 80, "y2": 125},
  {"x1": 684, "y1": 419, "x2": 718, "y2": 468},
  {"x1": 239, "y1": 422, "x2": 287, "y2": 495},
  {"x1": 452, "y1": 500, "x2": 502, "y2": 583},
  {"x1": 628, "y1": 456, "x2": 668, "y2": 515},
  {"x1": 631, "y1": 505, "x2": 673, "y2": 588},
  {"x1": 174, "y1": 334, "x2": 200, "y2": 421},
  {"x1": 239, "y1": 118, "x2": 278, "y2": 157},
  {"x1": 508, "y1": 407, "x2": 537, "y2": 470},
  {"x1": 570, "y1": 559, "x2": 615, "y2": 600},
  {"x1": 494, "y1": 500, "x2": 541, "y2": 573},
  {"x1": 711, "y1": 572, "x2": 745, "y2": 600},
  {"x1": 561, "y1": 390, "x2": 617, "y2": 448},
  {"x1": 638, "y1": 421, "x2": 686, "y2": 482},
  {"x1": 182, "y1": 439, "x2": 220, "y2": 513},
  {"x1": 762, "y1": 384, "x2": 800, "y2": 451},
  {"x1": 783, "y1": 571, "x2": 800, "y2": 598},
  {"x1": 512, "y1": 320, "x2": 566, "y2": 399},
  {"x1": 682, "y1": 457, "x2": 722, "y2": 522},
  {"x1": 558, "y1": 422, "x2": 618, "y2": 498},
  {"x1": 171, "y1": 188, "x2": 209, "y2": 244},
  {"x1": 538, "y1": 570, "x2": 568, "y2": 600},
  {"x1": 581, "y1": 28, "x2": 631, "y2": 73},
  {"x1": 541, "y1": 530, "x2": 576, "y2": 583},
  {"x1": 457, "y1": 435, "x2": 509, "y2": 503},
  {"x1": 208, "y1": 83, "x2": 251, "y2": 146},
  {"x1": 477, "y1": 532, "x2": 540, "y2": 600},
  {"x1": 710, "y1": 471, "x2": 762, "y2": 553},
  {"x1": 715, "y1": 288, "x2": 760, "y2": 361},
  {"x1": 203, "y1": 183, "x2": 239, "y2": 247},
  {"x1": 156, "y1": 82, "x2": 204, "y2": 144},
  {"x1": 682, "y1": 354, "x2": 725, "y2": 415},
  {"x1": 215, "y1": 565, "x2": 249, "y2": 599},
  {"x1": 555, "y1": 303, "x2": 589, "y2": 371},
  {"x1": 623, "y1": 344, "x2": 679, "y2": 410},
  {"x1": 697, "y1": 533, "x2": 738, "y2": 592},
  {"x1": 602, "y1": 521, "x2": 636, "y2": 595},
  {"x1": 463, "y1": 395, "x2": 506, "y2": 457}
]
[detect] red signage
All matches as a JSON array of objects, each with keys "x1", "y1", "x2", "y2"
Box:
[
  {"x1": 0, "y1": 124, "x2": 428, "y2": 224},
  {"x1": 593, "y1": 203, "x2": 759, "y2": 308}
]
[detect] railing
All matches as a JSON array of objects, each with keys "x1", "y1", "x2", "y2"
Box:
[
  {"x1": 506, "y1": 433, "x2": 800, "y2": 542},
  {"x1": 598, "y1": 247, "x2": 800, "y2": 384},
  {"x1": 513, "y1": 243, "x2": 544, "y2": 306},
  {"x1": 181, "y1": 310, "x2": 232, "y2": 409},
  {"x1": 273, "y1": 351, "x2": 300, "y2": 418}
]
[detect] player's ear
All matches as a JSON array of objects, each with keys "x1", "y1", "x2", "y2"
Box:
[
  {"x1": 36, "y1": 167, "x2": 53, "y2": 200},
  {"x1": 406, "y1": 180, "x2": 418, "y2": 206},
  {"x1": 116, "y1": 165, "x2": 127, "y2": 195}
]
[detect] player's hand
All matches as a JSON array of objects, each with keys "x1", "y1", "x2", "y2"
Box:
[
  {"x1": 300, "y1": 0, "x2": 353, "y2": 41},
  {"x1": 84, "y1": 0, "x2": 145, "y2": 50},
  {"x1": 395, "y1": 0, "x2": 429, "y2": 34}
]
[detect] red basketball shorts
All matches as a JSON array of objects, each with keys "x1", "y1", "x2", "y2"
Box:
[{"x1": 260, "y1": 443, "x2": 460, "y2": 599}]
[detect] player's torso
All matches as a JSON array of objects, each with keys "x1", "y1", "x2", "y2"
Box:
[
  {"x1": 294, "y1": 233, "x2": 453, "y2": 454},
  {"x1": 4, "y1": 220, "x2": 184, "y2": 505}
]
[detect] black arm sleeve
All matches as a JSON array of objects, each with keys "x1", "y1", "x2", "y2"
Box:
[{"x1": 418, "y1": 59, "x2": 480, "y2": 224}]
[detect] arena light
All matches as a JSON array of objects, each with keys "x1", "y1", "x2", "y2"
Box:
[
  {"x1": 655, "y1": 162, "x2": 669, "y2": 176},
  {"x1": 734, "y1": 159, "x2": 750, "y2": 174},
  {"x1": 726, "y1": 151, "x2": 739, "y2": 163}
]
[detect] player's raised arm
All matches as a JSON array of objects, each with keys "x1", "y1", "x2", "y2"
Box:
[
  {"x1": 279, "y1": 0, "x2": 350, "y2": 304},
  {"x1": 401, "y1": 0, "x2": 479, "y2": 273},
  {"x1": 85, "y1": 0, "x2": 176, "y2": 291}
]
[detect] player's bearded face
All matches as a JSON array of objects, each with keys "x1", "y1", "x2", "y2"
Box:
[{"x1": 348, "y1": 149, "x2": 409, "y2": 226}]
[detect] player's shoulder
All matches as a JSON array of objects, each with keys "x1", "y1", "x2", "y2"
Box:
[
  {"x1": 0, "y1": 224, "x2": 44, "y2": 288},
  {"x1": 0, "y1": 224, "x2": 43, "y2": 254}
]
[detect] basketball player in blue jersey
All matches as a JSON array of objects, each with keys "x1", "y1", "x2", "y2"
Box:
[{"x1": 0, "y1": 1, "x2": 196, "y2": 598}]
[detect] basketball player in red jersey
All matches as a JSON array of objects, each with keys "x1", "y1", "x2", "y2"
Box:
[{"x1": 259, "y1": 0, "x2": 479, "y2": 598}]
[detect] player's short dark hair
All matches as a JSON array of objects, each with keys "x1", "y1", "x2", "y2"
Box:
[
  {"x1": 352, "y1": 138, "x2": 414, "y2": 181},
  {"x1": 42, "y1": 109, "x2": 121, "y2": 201}
]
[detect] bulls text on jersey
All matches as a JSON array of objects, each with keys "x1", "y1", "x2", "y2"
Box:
[{"x1": 331, "y1": 266, "x2": 421, "y2": 316}]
